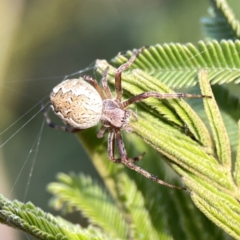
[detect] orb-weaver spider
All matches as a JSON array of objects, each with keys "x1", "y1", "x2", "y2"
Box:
[{"x1": 44, "y1": 47, "x2": 209, "y2": 189}]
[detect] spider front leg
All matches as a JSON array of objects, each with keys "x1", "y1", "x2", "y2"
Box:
[
  {"x1": 84, "y1": 66, "x2": 113, "y2": 99},
  {"x1": 123, "y1": 92, "x2": 211, "y2": 108},
  {"x1": 115, "y1": 131, "x2": 185, "y2": 190},
  {"x1": 115, "y1": 47, "x2": 146, "y2": 101},
  {"x1": 101, "y1": 66, "x2": 113, "y2": 99}
]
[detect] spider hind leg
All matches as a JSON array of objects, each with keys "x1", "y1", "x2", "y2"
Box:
[
  {"x1": 122, "y1": 159, "x2": 186, "y2": 190},
  {"x1": 114, "y1": 130, "x2": 185, "y2": 190},
  {"x1": 41, "y1": 102, "x2": 80, "y2": 133}
]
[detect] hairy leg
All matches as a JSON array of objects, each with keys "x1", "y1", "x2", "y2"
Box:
[
  {"x1": 115, "y1": 47, "x2": 146, "y2": 101},
  {"x1": 115, "y1": 131, "x2": 185, "y2": 190},
  {"x1": 123, "y1": 92, "x2": 210, "y2": 108}
]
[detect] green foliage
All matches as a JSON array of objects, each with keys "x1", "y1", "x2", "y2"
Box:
[
  {"x1": 94, "y1": 61, "x2": 240, "y2": 239},
  {"x1": 48, "y1": 173, "x2": 169, "y2": 240},
  {"x1": 1, "y1": 0, "x2": 240, "y2": 239},
  {"x1": 0, "y1": 194, "x2": 108, "y2": 240},
  {"x1": 48, "y1": 173, "x2": 128, "y2": 239},
  {"x1": 201, "y1": 0, "x2": 240, "y2": 40},
  {"x1": 111, "y1": 40, "x2": 240, "y2": 88}
]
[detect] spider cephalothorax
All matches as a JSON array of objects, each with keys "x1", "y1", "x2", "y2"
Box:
[
  {"x1": 100, "y1": 99, "x2": 132, "y2": 130},
  {"x1": 45, "y1": 47, "x2": 209, "y2": 189}
]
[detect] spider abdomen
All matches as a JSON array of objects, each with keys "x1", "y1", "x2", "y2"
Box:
[{"x1": 50, "y1": 78, "x2": 103, "y2": 129}]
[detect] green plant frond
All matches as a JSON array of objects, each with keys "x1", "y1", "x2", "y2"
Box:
[
  {"x1": 184, "y1": 177, "x2": 240, "y2": 240},
  {"x1": 166, "y1": 184, "x2": 227, "y2": 240},
  {"x1": 117, "y1": 174, "x2": 172, "y2": 240},
  {"x1": 111, "y1": 40, "x2": 240, "y2": 88},
  {"x1": 219, "y1": 109, "x2": 239, "y2": 156},
  {"x1": 178, "y1": 167, "x2": 240, "y2": 213},
  {"x1": 199, "y1": 70, "x2": 231, "y2": 166},
  {"x1": 201, "y1": 0, "x2": 240, "y2": 41},
  {"x1": 132, "y1": 69, "x2": 212, "y2": 147},
  {"x1": 211, "y1": 84, "x2": 240, "y2": 152},
  {"x1": 133, "y1": 116, "x2": 235, "y2": 191},
  {"x1": 95, "y1": 59, "x2": 240, "y2": 238},
  {"x1": 117, "y1": 135, "x2": 206, "y2": 239},
  {"x1": 234, "y1": 121, "x2": 240, "y2": 187},
  {"x1": 0, "y1": 194, "x2": 107, "y2": 240},
  {"x1": 47, "y1": 172, "x2": 128, "y2": 239},
  {"x1": 185, "y1": 85, "x2": 239, "y2": 153},
  {"x1": 192, "y1": 193, "x2": 239, "y2": 240}
]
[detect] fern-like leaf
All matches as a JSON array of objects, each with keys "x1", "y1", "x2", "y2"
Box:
[
  {"x1": 117, "y1": 174, "x2": 170, "y2": 240},
  {"x1": 201, "y1": 0, "x2": 240, "y2": 40},
  {"x1": 0, "y1": 194, "x2": 109, "y2": 240},
  {"x1": 48, "y1": 173, "x2": 128, "y2": 239},
  {"x1": 111, "y1": 40, "x2": 240, "y2": 88},
  {"x1": 94, "y1": 60, "x2": 240, "y2": 239}
]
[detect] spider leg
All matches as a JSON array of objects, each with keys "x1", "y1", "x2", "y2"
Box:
[
  {"x1": 108, "y1": 130, "x2": 143, "y2": 163},
  {"x1": 41, "y1": 103, "x2": 81, "y2": 133},
  {"x1": 82, "y1": 75, "x2": 106, "y2": 99},
  {"x1": 122, "y1": 92, "x2": 211, "y2": 108},
  {"x1": 115, "y1": 46, "x2": 146, "y2": 101},
  {"x1": 97, "y1": 125, "x2": 108, "y2": 138},
  {"x1": 115, "y1": 131, "x2": 185, "y2": 190},
  {"x1": 101, "y1": 66, "x2": 113, "y2": 99},
  {"x1": 108, "y1": 131, "x2": 121, "y2": 163}
]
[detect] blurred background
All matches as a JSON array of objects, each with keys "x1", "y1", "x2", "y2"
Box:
[{"x1": 0, "y1": 0, "x2": 239, "y2": 239}]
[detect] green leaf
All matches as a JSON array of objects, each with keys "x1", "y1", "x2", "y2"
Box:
[
  {"x1": 111, "y1": 40, "x2": 240, "y2": 88},
  {"x1": 201, "y1": 0, "x2": 240, "y2": 40},
  {"x1": 198, "y1": 70, "x2": 231, "y2": 166},
  {"x1": 0, "y1": 194, "x2": 108, "y2": 240},
  {"x1": 210, "y1": 85, "x2": 240, "y2": 151},
  {"x1": 93, "y1": 59, "x2": 239, "y2": 239},
  {"x1": 117, "y1": 174, "x2": 171, "y2": 240},
  {"x1": 48, "y1": 173, "x2": 175, "y2": 240},
  {"x1": 234, "y1": 121, "x2": 240, "y2": 186},
  {"x1": 48, "y1": 173, "x2": 128, "y2": 239},
  {"x1": 186, "y1": 178, "x2": 240, "y2": 240}
]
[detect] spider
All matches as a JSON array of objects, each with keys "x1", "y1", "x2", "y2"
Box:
[{"x1": 44, "y1": 47, "x2": 208, "y2": 190}]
